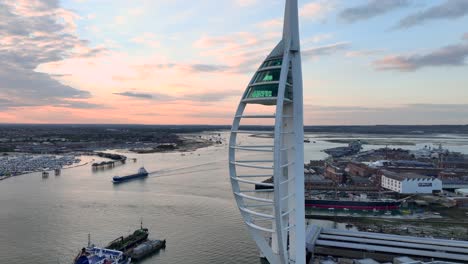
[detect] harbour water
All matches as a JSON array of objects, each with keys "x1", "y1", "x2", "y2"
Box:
[{"x1": 1, "y1": 131, "x2": 468, "y2": 263}]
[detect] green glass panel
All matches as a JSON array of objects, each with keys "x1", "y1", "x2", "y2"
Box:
[
  {"x1": 261, "y1": 58, "x2": 282, "y2": 68},
  {"x1": 246, "y1": 84, "x2": 278, "y2": 99},
  {"x1": 252, "y1": 69, "x2": 281, "y2": 84},
  {"x1": 245, "y1": 83, "x2": 292, "y2": 100}
]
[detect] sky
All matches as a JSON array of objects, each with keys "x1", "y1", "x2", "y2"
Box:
[{"x1": 1, "y1": 0, "x2": 468, "y2": 125}]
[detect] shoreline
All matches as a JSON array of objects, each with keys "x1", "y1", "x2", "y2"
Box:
[
  {"x1": 1, "y1": 136, "x2": 219, "y2": 181},
  {"x1": 128, "y1": 136, "x2": 219, "y2": 154}
]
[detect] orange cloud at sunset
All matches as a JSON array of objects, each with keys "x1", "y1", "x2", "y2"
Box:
[{"x1": 1, "y1": 0, "x2": 468, "y2": 125}]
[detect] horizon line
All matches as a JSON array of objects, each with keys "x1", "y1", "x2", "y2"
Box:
[{"x1": 0, "y1": 123, "x2": 467, "y2": 127}]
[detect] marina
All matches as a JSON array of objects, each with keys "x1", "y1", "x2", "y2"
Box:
[{"x1": 0, "y1": 154, "x2": 81, "y2": 180}]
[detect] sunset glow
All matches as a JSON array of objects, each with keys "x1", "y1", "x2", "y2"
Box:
[{"x1": 1, "y1": 0, "x2": 468, "y2": 125}]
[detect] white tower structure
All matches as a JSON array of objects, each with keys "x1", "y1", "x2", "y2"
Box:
[{"x1": 228, "y1": 0, "x2": 305, "y2": 263}]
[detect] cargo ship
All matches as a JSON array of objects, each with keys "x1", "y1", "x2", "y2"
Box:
[
  {"x1": 112, "y1": 167, "x2": 148, "y2": 183},
  {"x1": 305, "y1": 198, "x2": 401, "y2": 211}
]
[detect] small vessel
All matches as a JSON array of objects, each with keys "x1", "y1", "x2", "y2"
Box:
[
  {"x1": 74, "y1": 246, "x2": 130, "y2": 264},
  {"x1": 128, "y1": 239, "x2": 166, "y2": 261},
  {"x1": 112, "y1": 167, "x2": 148, "y2": 184},
  {"x1": 42, "y1": 171, "x2": 49, "y2": 178}
]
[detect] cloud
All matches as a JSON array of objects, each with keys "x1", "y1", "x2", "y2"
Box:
[
  {"x1": 346, "y1": 49, "x2": 384, "y2": 58},
  {"x1": 305, "y1": 103, "x2": 468, "y2": 125},
  {"x1": 193, "y1": 31, "x2": 348, "y2": 74},
  {"x1": 303, "y1": 33, "x2": 333, "y2": 44},
  {"x1": 195, "y1": 31, "x2": 342, "y2": 74},
  {"x1": 395, "y1": 0, "x2": 468, "y2": 29},
  {"x1": 53, "y1": 100, "x2": 103, "y2": 109},
  {"x1": 186, "y1": 64, "x2": 231, "y2": 73},
  {"x1": 256, "y1": 2, "x2": 335, "y2": 32},
  {"x1": 374, "y1": 40, "x2": 468, "y2": 71},
  {"x1": 0, "y1": 98, "x2": 26, "y2": 109},
  {"x1": 184, "y1": 90, "x2": 239, "y2": 102},
  {"x1": 256, "y1": 18, "x2": 283, "y2": 30},
  {"x1": 193, "y1": 32, "x2": 276, "y2": 73},
  {"x1": 113, "y1": 90, "x2": 238, "y2": 103},
  {"x1": 339, "y1": 0, "x2": 410, "y2": 23},
  {"x1": 0, "y1": 0, "x2": 104, "y2": 110},
  {"x1": 113, "y1": 92, "x2": 154, "y2": 99},
  {"x1": 130, "y1": 32, "x2": 160, "y2": 48},
  {"x1": 300, "y1": 1, "x2": 335, "y2": 20},
  {"x1": 306, "y1": 105, "x2": 384, "y2": 112},
  {"x1": 302, "y1": 42, "x2": 351, "y2": 59},
  {"x1": 235, "y1": 0, "x2": 257, "y2": 7}
]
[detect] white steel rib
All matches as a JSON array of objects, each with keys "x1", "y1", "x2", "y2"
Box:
[{"x1": 228, "y1": 0, "x2": 305, "y2": 263}]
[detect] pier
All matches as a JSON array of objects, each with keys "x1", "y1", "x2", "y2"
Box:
[
  {"x1": 92, "y1": 161, "x2": 117, "y2": 169},
  {"x1": 306, "y1": 225, "x2": 468, "y2": 263}
]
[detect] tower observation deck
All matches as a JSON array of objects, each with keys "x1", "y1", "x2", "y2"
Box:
[{"x1": 228, "y1": 0, "x2": 305, "y2": 263}]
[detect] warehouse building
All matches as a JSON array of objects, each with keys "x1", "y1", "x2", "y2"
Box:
[{"x1": 381, "y1": 170, "x2": 442, "y2": 194}]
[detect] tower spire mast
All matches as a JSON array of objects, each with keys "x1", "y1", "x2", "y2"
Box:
[{"x1": 228, "y1": 0, "x2": 305, "y2": 263}]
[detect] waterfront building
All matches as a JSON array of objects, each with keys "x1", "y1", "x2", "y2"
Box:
[
  {"x1": 439, "y1": 152, "x2": 468, "y2": 169},
  {"x1": 381, "y1": 170, "x2": 442, "y2": 194},
  {"x1": 324, "y1": 163, "x2": 345, "y2": 183},
  {"x1": 228, "y1": 0, "x2": 305, "y2": 263},
  {"x1": 304, "y1": 174, "x2": 333, "y2": 188},
  {"x1": 345, "y1": 162, "x2": 376, "y2": 178}
]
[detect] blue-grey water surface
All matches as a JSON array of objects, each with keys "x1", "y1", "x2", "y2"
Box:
[{"x1": 1, "y1": 131, "x2": 468, "y2": 263}]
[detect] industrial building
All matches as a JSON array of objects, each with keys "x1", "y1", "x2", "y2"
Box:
[{"x1": 381, "y1": 170, "x2": 442, "y2": 194}]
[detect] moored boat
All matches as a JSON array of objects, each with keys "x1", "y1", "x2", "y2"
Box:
[
  {"x1": 128, "y1": 239, "x2": 166, "y2": 261},
  {"x1": 106, "y1": 227, "x2": 149, "y2": 252}
]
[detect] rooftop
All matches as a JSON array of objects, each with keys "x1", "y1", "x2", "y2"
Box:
[{"x1": 381, "y1": 170, "x2": 434, "y2": 181}]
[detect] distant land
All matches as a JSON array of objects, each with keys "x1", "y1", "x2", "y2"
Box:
[{"x1": 1, "y1": 124, "x2": 468, "y2": 135}]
